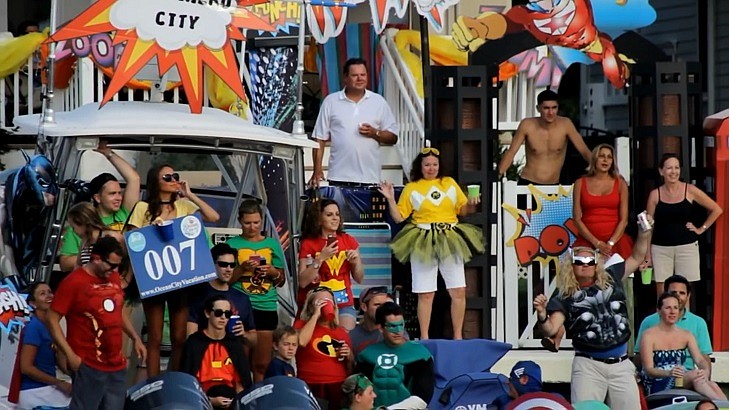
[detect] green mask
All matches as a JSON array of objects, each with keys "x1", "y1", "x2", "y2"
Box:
[{"x1": 384, "y1": 319, "x2": 405, "y2": 334}]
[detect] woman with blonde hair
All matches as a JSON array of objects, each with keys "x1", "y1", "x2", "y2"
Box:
[
  {"x1": 295, "y1": 286, "x2": 352, "y2": 410},
  {"x1": 532, "y1": 213, "x2": 652, "y2": 409}
]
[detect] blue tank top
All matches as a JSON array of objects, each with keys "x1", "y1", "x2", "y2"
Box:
[{"x1": 652, "y1": 184, "x2": 697, "y2": 246}]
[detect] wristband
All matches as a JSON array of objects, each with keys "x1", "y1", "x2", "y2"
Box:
[{"x1": 538, "y1": 315, "x2": 549, "y2": 324}]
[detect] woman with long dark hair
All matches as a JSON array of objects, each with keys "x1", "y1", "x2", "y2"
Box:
[
  {"x1": 126, "y1": 164, "x2": 220, "y2": 376},
  {"x1": 298, "y1": 199, "x2": 364, "y2": 330},
  {"x1": 60, "y1": 202, "x2": 124, "y2": 272},
  {"x1": 379, "y1": 147, "x2": 483, "y2": 340}
]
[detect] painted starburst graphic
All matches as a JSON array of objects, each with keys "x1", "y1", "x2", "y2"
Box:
[
  {"x1": 0, "y1": 282, "x2": 31, "y2": 334},
  {"x1": 48, "y1": 0, "x2": 275, "y2": 113},
  {"x1": 502, "y1": 185, "x2": 577, "y2": 267}
]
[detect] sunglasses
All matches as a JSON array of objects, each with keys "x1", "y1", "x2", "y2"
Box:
[
  {"x1": 216, "y1": 261, "x2": 236, "y2": 268},
  {"x1": 421, "y1": 147, "x2": 440, "y2": 155},
  {"x1": 361, "y1": 286, "x2": 389, "y2": 303},
  {"x1": 573, "y1": 256, "x2": 597, "y2": 267},
  {"x1": 211, "y1": 309, "x2": 233, "y2": 319},
  {"x1": 104, "y1": 259, "x2": 121, "y2": 270},
  {"x1": 161, "y1": 173, "x2": 180, "y2": 182}
]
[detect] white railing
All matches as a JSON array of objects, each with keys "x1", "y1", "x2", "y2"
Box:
[
  {"x1": 2, "y1": 43, "x2": 250, "y2": 131},
  {"x1": 379, "y1": 29, "x2": 425, "y2": 179},
  {"x1": 497, "y1": 181, "x2": 575, "y2": 348},
  {"x1": 1, "y1": 54, "x2": 39, "y2": 130}
]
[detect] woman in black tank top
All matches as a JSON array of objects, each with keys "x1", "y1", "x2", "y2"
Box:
[{"x1": 646, "y1": 154, "x2": 723, "y2": 296}]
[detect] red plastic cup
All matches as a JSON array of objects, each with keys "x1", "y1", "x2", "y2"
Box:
[{"x1": 320, "y1": 299, "x2": 336, "y2": 321}]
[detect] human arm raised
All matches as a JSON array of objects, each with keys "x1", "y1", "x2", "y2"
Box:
[
  {"x1": 95, "y1": 141, "x2": 141, "y2": 211},
  {"x1": 298, "y1": 300, "x2": 324, "y2": 347},
  {"x1": 378, "y1": 181, "x2": 407, "y2": 224},
  {"x1": 179, "y1": 180, "x2": 220, "y2": 223},
  {"x1": 533, "y1": 294, "x2": 566, "y2": 337},
  {"x1": 686, "y1": 184, "x2": 723, "y2": 235},
  {"x1": 624, "y1": 213, "x2": 654, "y2": 279}
]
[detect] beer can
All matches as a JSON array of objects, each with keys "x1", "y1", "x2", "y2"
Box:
[{"x1": 638, "y1": 211, "x2": 652, "y2": 232}]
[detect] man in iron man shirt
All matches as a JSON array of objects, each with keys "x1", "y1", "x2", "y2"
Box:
[{"x1": 453, "y1": 0, "x2": 630, "y2": 89}]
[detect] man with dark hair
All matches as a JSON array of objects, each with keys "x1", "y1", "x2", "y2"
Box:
[
  {"x1": 356, "y1": 302, "x2": 433, "y2": 408},
  {"x1": 16, "y1": 21, "x2": 40, "y2": 36},
  {"x1": 47, "y1": 236, "x2": 145, "y2": 410},
  {"x1": 59, "y1": 141, "x2": 140, "y2": 271},
  {"x1": 635, "y1": 275, "x2": 712, "y2": 379},
  {"x1": 498, "y1": 89, "x2": 592, "y2": 185},
  {"x1": 309, "y1": 57, "x2": 399, "y2": 187},
  {"x1": 187, "y1": 243, "x2": 257, "y2": 347}
]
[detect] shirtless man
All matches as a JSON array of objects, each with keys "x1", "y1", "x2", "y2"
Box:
[{"x1": 498, "y1": 90, "x2": 591, "y2": 185}]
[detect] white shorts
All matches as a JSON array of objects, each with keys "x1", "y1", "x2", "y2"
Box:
[
  {"x1": 17, "y1": 385, "x2": 71, "y2": 410},
  {"x1": 651, "y1": 242, "x2": 700, "y2": 282},
  {"x1": 410, "y1": 256, "x2": 466, "y2": 293}
]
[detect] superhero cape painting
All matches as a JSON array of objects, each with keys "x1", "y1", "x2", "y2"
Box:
[{"x1": 453, "y1": 0, "x2": 662, "y2": 89}]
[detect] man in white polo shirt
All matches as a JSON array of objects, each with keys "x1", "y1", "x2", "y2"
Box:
[{"x1": 309, "y1": 58, "x2": 399, "y2": 187}]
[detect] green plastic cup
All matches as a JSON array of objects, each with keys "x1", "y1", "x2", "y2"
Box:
[
  {"x1": 641, "y1": 268, "x2": 652, "y2": 285},
  {"x1": 467, "y1": 184, "x2": 480, "y2": 198}
]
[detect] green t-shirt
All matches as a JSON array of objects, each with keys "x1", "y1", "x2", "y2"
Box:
[
  {"x1": 60, "y1": 207, "x2": 130, "y2": 256},
  {"x1": 226, "y1": 236, "x2": 285, "y2": 311}
]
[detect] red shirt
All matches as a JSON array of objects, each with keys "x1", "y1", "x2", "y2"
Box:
[
  {"x1": 293, "y1": 319, "x2": 350, "y2": 384},
  {"x1": 298, "y1": 233, "x2": 359, "y2": 310},
  {"x1": 197, "y1": 340, "x2": 241, "y2": 392},
  {"x1": 51, "y1": 268, "x2": 126, "y2": 372}
]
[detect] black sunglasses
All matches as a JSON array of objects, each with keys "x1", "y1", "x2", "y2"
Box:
[
  {"x1": 104, "y1": 259, "x2": 121, "y2": 270},
  {"x1": 161, "y1": 173, "x2": 180, "y2": 182},
  {"x1": 216, "y1": 261, "x2": 236, "y2": 268},
  {"x1": 211, "y1": 309, "x2": 233, "y2": 319},
  {"x1": 361, "y1": 286, "x2": 389, "y2": 302}
]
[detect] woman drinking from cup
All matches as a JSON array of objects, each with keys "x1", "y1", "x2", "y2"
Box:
[
  {"x1": 298, "y1": 199, "x2": 364, "y2": 330},
  {"x1": 227, "y1": 199, "x2": 286, "y2": 382},
  {"x1": 640, "y1": 292, "x2": 725, "y2": 399},
  {"x1": 379, "y1": 147, "x2": 484, "y2": 340},
  {"x1": 126, "y1": 164, "x2": 220, "y2": 376},
  {"x1": 646, "y1": 153, "x2": 722, "y2": 296},
  {"x1": 295, "y1": 287, "x2": 352, "y2": 410},
  {"x1": 181, "y1": 295, "x2": 251, "y2": 409}
]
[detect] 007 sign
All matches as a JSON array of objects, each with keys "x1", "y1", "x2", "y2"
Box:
[{"x1": 125, "y1": 214, "x2": 215, "y2": 299}]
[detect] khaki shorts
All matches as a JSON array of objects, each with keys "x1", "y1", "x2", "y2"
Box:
[{"x1": 651, "y1": 241, "x2": 700, "y2": 282}]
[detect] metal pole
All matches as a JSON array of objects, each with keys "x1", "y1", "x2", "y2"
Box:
[
  {"x1": 291, "y1": 1, "x2": 307, "y2": 136},
  {"x1": 39, "y1": 0, "x2": 58, "y2": 159},
  {"x1": 419, "y1": 15, "x2": 431, "y2": 145}
]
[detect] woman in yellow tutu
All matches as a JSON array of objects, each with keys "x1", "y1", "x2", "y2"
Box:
[{"x1": 379, "y1": 147, "x2": 484, "y2": 340}]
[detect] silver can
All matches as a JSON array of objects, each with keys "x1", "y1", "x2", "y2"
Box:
[{"x1": 638, "y1": 211, "x2": 652, "y2": 232}]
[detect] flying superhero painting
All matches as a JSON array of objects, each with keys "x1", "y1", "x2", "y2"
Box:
[{"x1": 452, "y1": 0, "x2": 658, "y2": 89}]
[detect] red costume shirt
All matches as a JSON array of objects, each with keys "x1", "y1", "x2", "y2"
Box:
[
  {"x1": 51, "y1": 267, "x2": 125, "y2": 372},
  {"x1": 293, "y1": 319, "x2": 350, "y2": 384},
  {"x1": 197, "y1": 340, "x2": 241, "y2": 392},
  {"x1": 298, "y1": 233, "x2": 359, "y2": 310}
]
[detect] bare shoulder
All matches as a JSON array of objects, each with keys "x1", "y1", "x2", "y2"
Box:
[{"x1": 555, "y1": 116, "x2": 577, "y2": 130}]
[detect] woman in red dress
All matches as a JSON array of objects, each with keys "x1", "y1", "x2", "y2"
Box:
[
  {"x1": 573, "y1": 143, "x2": 633, "y2": 259},
  {"x1": 543, "y1": 144, "x2": 633, "y2": 352}
]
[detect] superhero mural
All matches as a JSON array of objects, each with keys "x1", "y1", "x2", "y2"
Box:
[
  {"x1": 452, "y1": 0, "x2": 659, "y2": 89},
  {"x1": 0, "y1": 279, "x2": 31, "y2": 392},
  {"x1": 502, "y1": 185, "x2": 577, "y2": 269}
]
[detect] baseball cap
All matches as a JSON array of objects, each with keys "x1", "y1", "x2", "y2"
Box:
[
  {"x1": 359, "y1": 286, "x2": 390, "y2": 305},
  {"x1": 510, "y1": 360, "x2": 542, "y2": 385}
]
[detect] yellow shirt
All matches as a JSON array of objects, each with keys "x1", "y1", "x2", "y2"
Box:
[
  {"x1": 126, "y1": 199, "x2": 200, "y2": 228},
  {"x1": 396, "y1": 177, "x2": 467, "y2": 224}
]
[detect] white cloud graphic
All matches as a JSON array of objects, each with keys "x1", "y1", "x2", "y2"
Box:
[{"x1": 110, "y1": 0, "x2": 233, "y2": 51}]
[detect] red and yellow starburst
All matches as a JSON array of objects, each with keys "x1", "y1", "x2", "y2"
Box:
[{"x1": 48, "y1": 0, "x2": 274, "y2": 113}]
